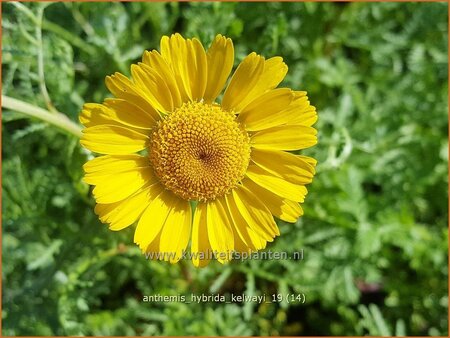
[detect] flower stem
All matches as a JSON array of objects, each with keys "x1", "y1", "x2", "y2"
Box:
[
  {"x1": 35, "y1": 5, "x2": 57, "y2": 114},
  {"x1": 2, "y1": 95, "x2": 82, "y2": 138}
]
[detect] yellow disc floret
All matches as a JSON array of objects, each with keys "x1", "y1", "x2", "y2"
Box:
[{"x1": 150, "y1": 102, "x2": 251, "y2": 201}]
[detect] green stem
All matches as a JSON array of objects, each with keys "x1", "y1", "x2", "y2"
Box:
[
  {"x1": 36, "y1": 6, "x2": 56, "y2": 114},
  {"x1": 2, "y1": 95, "x2": 82, "y2": 138},
  {"x1": 10, "y1": 1, "x2": 96, "y2": 56},
  {"x1": 42, "y1": 20, "x2": 96, "y2": 56}
]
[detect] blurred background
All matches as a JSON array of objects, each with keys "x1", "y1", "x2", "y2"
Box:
[{"x1": 2, "y1": 1, "x2": 448, "y2": 336}]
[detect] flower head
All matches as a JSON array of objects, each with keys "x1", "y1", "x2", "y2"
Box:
[{"x1": 80, "y1": 33, "x2": 318, "y2": 266}]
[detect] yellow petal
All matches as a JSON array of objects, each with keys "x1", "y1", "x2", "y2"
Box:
[
  {"x1": 224, "y1": 193, "x2": 267, "y2": 251},
  {"x1": 251, "y1": 148, "x2": 315, "y2": 184},
  {"x1": 231, "y1": 185, "x2": 279, "y2": 240},
  {"x1": 229, "y1": 56, "x2": 288, "y2": 112},
  {"x1": 296, "y1": 108, "x2": 318, "y2": 126},
  {"x1": 265, "y1": 93, "x2": 317, "y2": 127},
  {"x1": 160, "y1": 34, "x2": 192, "y2": 101},
  {"x1": 81, "y1": 125, "x2": 149, "y2": 155},
  {"x1": 186, "y1": 38, "x2": 207, "y2": 101},
  {"x1": 252, "y1": 56, "x2": 288, "y2": 90},
  {"x1": 251, "y1": 125, "x2": 317, "y2": 151},
  {"x1": 87, "y1": 165, "x2": 155, "y2": 204},
  {"x1": 204, "y1": 34, "x2": 234, "y2": 103},
  {"x1": 105, "y1": 72, "x2": 161, "y2": 119},
  {"x1": 238, "y1": 88, "x2": 294, "y2": 131},
  {"x1": 232, "y1": 229, "x2": 253, "y2": 255},
  {"x1": 159, "y1": 197, "x2": 192, "y2": 263},
  {"x1": 80, "y1": 103, "x2": 121, "y2": 128},
  {"x1": 160, "y1": 36, "x2": 172, "y2": 63},
  {"x1": 142, "y1": 50, "x2": 182, "y2": 108},
  {"x1": 284, "y1": 199, "x2": 304, "y2": 217},
  {"x1": 134, "y1": 189, "x2": 173, "y2": 251},
  {"x1": 95, "y1": 182, "x2": 162, "y2": 231},
  {"x1": 245, "y1": 164, "x2": 307, "y2": 202},
  {"x1": 131, "y1": 63, "x2": 174, "y2": 113},
  {"x1": 144, "y1": 233, "x2": 163, "y2": 261},
  {"x1": 242, "y1": 179, "x2": 303, "y2": 222},
  {"x1": 221, "y1": 52, "x2": 265, "y2": 112},
  {"x1": 191, "y1": 202, "x2": 211, "y2": 267},
  {"x1": 206, "y1": 198, "x2": 234, "y2": 263},
  {"x1": 298, "y1": 155, "x2": 318, "y2": 167},
  {"x1": 103, "y1": 98, "x2": 158, "y2": 129},
  {"x1": 84, "y1": 154, "x2": 149, "y2": 176},
  {"x1": 80, "y1": 100, "x2": 156, "y2": 130}
]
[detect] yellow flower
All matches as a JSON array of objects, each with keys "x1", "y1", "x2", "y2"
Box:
[{"x1": 80, "y1": 33, "x2": 318, "y2": 267}]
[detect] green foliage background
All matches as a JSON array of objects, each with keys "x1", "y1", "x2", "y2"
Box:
[{"x1": 2, "y1": 1, "x2": 448, "y2": 336}]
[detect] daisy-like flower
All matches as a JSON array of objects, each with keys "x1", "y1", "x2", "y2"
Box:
[{"x1": 80, "y1": 33, "x2": 317, "y2": 267}]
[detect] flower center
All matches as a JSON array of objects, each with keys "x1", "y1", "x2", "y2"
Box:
[{"x1": 149, "y1": 102, "x2": 251, "y2": 201}]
